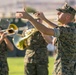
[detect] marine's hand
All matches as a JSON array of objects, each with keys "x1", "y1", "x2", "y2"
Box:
[
  {"x1": 34, "y1": 12, "x2": 46, "y2": 20},
  {"x1": 0, "y1": 32, "x2": 7, "y2": 39},
  {"x1": 15, "y1": 8, "x2": 31, "y2": 19}
]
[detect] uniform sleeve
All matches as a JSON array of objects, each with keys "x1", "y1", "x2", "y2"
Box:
[{"x1": 54, "y1": 28, "x2": 60, "y2": 38}]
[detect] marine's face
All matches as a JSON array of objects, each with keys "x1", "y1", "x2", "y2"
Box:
[{"x1": 57, "y1": 11, "x2": 66, "y2": 23}]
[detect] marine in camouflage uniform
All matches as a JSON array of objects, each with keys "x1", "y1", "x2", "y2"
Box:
[
  {"x1": 0, "y1": 41, "x2": 9, "y2": 75},
  {"x1": 0, "y1": 25, "x2": 14, "y2": 75},
  {"x1": 24, "y1": 30, "x2": 48, "y2": 75},
  {"x1": 53, "y1": 22, "x2": 76, "y2": 75},
  {"x1": 52, "y1": 3, "x2": 76, "y2": 75},
  {"x1": 0, "y1": 26, "x2": 8, "y2": 75}
]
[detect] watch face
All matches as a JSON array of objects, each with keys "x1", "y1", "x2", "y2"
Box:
[{"x1": 0, "y1": 19, "x2": 10, "y2": 29}]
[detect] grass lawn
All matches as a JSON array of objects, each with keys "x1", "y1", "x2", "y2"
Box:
[{"x1": 7, "y1": 56, "x2": 55, "y2": 75}]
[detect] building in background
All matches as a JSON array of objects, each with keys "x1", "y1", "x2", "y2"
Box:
[
  {"x1": 0, "y1": 0, "x2": 76, "y2": 19},
  {"x1": 0, "y1": 0, "x2": 76, "y2": 18},
  {"x1": 66, "y1": 0, "x2": 76, "y2": 5}
]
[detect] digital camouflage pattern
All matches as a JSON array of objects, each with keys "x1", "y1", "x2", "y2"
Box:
[
  {"x1": 57, "y1": 3, "x2": 76, "y2": 15},
  {"x1": 53, "y1": 22, "x2": 76, "y2": 75},
  {"x1": 0, "y1": 41, "x2": 8, "y2": 75},
  {"x1": 24, "y1": 30, "x2": 48, "y2": 75}
]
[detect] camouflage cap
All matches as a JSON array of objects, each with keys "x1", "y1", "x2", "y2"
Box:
[{"x1": 57, "y1": 3, "x2": 76, "y2": 15}]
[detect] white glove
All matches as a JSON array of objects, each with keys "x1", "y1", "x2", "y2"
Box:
[{"x1": 47, "y1": 43, "x2": 56, "y2": 51}]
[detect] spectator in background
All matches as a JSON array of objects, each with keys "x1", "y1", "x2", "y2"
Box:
[{"x1": 0, "y1": 27, "x2": 14, "y2": 75}]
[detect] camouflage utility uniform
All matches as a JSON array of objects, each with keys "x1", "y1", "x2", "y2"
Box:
[
  {"x1": 53, "y1": 22, "x2": 76, "y2": 75},
  {"x1": 0, "y1": 41, "x2": 9, "y2": 75},
  {"x1": 24, "y1": 30, "x2": 48, "y2": 75}
]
